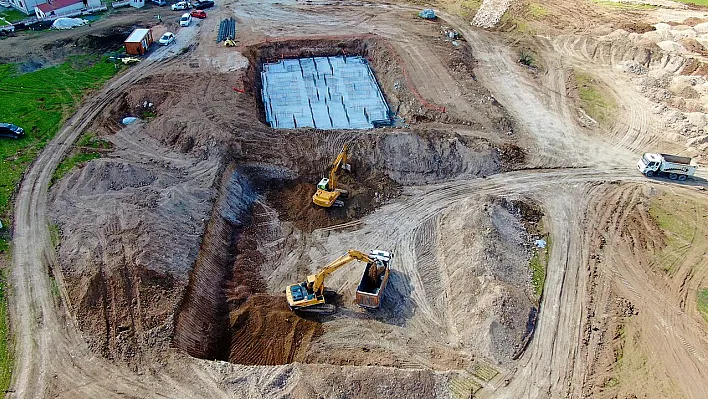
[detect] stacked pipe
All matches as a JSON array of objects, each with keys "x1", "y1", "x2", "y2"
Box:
[{"x1": 216, "y1": 18, "x2": 236, "y2": 42}]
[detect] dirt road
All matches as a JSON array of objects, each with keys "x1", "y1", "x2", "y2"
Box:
[{"x1": 7, "y1": 0, "x2": 708, "y2": 398}]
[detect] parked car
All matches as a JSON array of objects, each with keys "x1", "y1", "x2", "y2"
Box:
[
  {"x1": 191, "y1": 0, "x2": 213, "y2": 9},
  {"x1": 0, "y1": 123, "x2": 25, "y2": 139},
  {"x1": 151, "y1": 0, "x2": 166, "y2": 5},
  {"x1": 170, "y1": 1, "x2": 190, "y2": 10},
  {"x1": 158, "y1": 32, "x2": 175, "y2": 45},
  {"x1": 179, "y1": 12, "x2": 192, "y2": 26},
  {"x1": 190, "y1": 9, "x2": 206, "y2": 18}
]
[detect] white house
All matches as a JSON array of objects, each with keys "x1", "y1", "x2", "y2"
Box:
[
  {"x1": 34, "y1": 0, "x2": 101, "y2": 19},
  {"x1": 7, "y1": 0, "x2": 44, "y2": 15}
]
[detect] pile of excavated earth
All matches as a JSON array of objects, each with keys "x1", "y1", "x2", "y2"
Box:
[{"x1": 3, "y1": 0, "x2": 708, "y2": 398}]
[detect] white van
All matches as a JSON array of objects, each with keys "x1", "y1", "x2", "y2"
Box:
[{"x1": 179, "y1": 13, "x2": 192, "y2": 27}]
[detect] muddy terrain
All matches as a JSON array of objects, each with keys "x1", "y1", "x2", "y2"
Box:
[{"x1": 4, "y1": 0, "x2": 708, "y2": 398}]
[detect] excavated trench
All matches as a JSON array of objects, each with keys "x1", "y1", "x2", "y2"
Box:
[
  {"x1": 50, "y1": 36, "x2": 532, "y2": 368},
  {"x1": 171, "y1": 162, "x2": 545, "y2": 367},
  {"x1": 172, "y1": 130, "x2": 506, "y2": 363},
  {"x1": 168, "y1": 38, "x2": 531, "y2": 367}
]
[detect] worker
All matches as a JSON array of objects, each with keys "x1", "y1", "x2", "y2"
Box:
[{"x1": 157, "y1": 15, "x2": 162, "y2": 23}]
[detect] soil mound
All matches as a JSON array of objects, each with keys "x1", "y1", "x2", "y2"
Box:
[{"x1": 228, "y1": 294, "x2": 322, "y2": 365}]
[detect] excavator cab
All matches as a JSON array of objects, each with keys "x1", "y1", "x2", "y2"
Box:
[
  {"x1": 316, "y1": 178, "x2": 330, "y2": 191},
  {"x1": 288, "y1": 282, "x2": 318, "y2": 303},
  {"x1": 286, "y1": 275, "x2": 329, "y2": 313}
]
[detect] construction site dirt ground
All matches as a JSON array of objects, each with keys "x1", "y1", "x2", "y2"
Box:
[{"x1": 3, "y1": 0, "x2": 708, "y2": 398}]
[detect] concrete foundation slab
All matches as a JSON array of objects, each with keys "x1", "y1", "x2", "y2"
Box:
[{"x1": 261, "y1": 56, "x2": 390, "y2": 129}]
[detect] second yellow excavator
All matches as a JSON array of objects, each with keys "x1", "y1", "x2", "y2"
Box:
[
  {"x1": 285, "y1": 249, "x2": 393, "y2": 314},
  {"x1": 312, "y1": 144, "x2": 351, "y2": 208}
]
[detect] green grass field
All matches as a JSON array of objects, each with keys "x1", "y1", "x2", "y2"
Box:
[
  {"x1": 698, "y1": 289, "x2": 708, "y2": 322},
  {"x1": 0, "y1": 55, "x2": 121, "y2": 392},
  {"x1": 0, "y1": 8, "x2": 27, "y2": 23},
  {"x1": 673, "y1": 0, "x2": 708, "y2": 5},
  {"x1": 648, "y1": 194, "x2": 699, "y2": 274},
  {"x1": 591, "y1": 0, "x2": 657, "y2": 10},
  {"x1": 0, "y1": 56, "x2": 119, "y2": 216},
  {"x1": 530, "y1": 250, "x2": 546, "y2": 298},
  {"x1": 530, "y1": 235, "x2": 551, "y2": 300},
  {"x1": 575, "y1": 70, "x2": 618, "y2": 127}
]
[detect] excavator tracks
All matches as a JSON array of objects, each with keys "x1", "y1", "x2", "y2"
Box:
[{"x1": 293, "y1": 303, "x2": 336, "y2": 315}]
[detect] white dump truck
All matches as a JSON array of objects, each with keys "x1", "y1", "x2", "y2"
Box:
[{"x1": 637, "y1": 153, "x2": 698, "y2": 181}]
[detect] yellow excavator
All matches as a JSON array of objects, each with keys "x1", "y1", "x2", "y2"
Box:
[
  {"x1": 312, "y1": 144, "x2": 351, "y2": 208},
  {"x1": 285, "y1": 249, "x2": 390, "y2": 314}
]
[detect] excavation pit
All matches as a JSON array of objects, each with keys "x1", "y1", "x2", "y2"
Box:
[{"x1": 261, "y1": 56, "x2": 391, "y2": 129}]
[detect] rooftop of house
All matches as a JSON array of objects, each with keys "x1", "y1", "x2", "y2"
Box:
[{"x1": 36, "y1": 0, "x2": 85, "y2": 13}]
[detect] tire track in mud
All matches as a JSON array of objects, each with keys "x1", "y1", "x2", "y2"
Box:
[
  {"x1": 235, "y1": 0, "x2": 374, "y2": 38},
  {"x1": 437, "y1": 11, "x2": 620, "y2": 170},
  {"x1": 286, "y1": 167, "x2": 642, "y2": 375},
  {"x1": 303, "y1": 166, "x2": 649, "y2": 388},
  {"x1": 389, "y1": 37, "x2": 472, "y2": 115},
  {"x1": 413, "y1": 214, "x2": 446, "y2": 328},
  {"x1": 582, "y1": 183, "x2": 708, "y2": 398},
  {"x1": 5, "y1": 78, "x2": 673, "y2": 398},
  {"x1": 550, "y1": 35, "x2": 660, "y2": 149}
]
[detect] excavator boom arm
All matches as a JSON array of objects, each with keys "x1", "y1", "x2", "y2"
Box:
[
  {"x1": 310, "y1": 249, "x2": 372, "y2": 294},
  {"x1": 327, "y1": 144, "x2": 349, "y2": 191}
]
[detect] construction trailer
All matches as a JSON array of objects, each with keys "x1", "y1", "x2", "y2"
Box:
[{"x1": 124, "y1": 28, "x2": 153, "y2": 56}]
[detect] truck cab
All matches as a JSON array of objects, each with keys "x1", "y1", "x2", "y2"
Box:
[{"x1": 637, "y1": 153, "x2": 661, "y2": 175}]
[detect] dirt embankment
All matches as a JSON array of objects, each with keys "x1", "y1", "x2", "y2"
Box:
[
  {"x1": 49, "y1": 146, "x2": 219, "y2": 365},
  {"x1": 171, "y1": 167, "x2": 321, "y2": 364},
  {"x1": 172, "y1": 168, "x2": 254, "y2": 360},
  {"x1": 262, "y1": 130, "x2": 502, "y2": 232}
]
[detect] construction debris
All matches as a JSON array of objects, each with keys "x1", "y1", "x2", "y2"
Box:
[
  {"x1": 217, "y1": 18, "x2": 236, "y2": 42},
  {"x1": 419, "y1": 9, "x2": 436, "y2": 20},
  {"x1": 51, "y1": 18, "x2": 89, "y2": 30}
]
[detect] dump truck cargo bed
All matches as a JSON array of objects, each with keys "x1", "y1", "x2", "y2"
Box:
[
  {"x1": 355, "y1": 250, "x2": 393, "y2": 309},
  {"x1": 660, "y1": 153, "x2": 693, "y2": 165}
]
